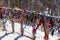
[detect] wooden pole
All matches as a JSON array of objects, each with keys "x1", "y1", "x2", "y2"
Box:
[
  {"x1": 28, "y1": 0, "x2": 30, "y2": 10},
  {"x1": 14, "y1": 0, "x2": 15, "y2": 8}
]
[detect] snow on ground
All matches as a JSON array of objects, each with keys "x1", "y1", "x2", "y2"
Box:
[
  {"x1": 0, "y1": 31, "x2": 6, "y2": 37},
  {"x1": 18, "y1": 36, "x2": 31, "y2": 40},
  {"x1": 0, "y1": 20, "x2": 60, "y2": 40},
  {"x1": 1, "y1": 33, "x2": 19, "y2": 40},
  {"x1": 5, "y1": 20, "x2": 12, "y2": 33}
]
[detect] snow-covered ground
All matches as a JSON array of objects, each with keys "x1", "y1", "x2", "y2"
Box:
[{"x1": 0, "y1": 20, "x2": 60, "y2": 40}]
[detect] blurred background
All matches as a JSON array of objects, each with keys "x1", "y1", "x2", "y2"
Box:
[{"x1": 0, "y1": 0, "x2": 60, "y2": 16}]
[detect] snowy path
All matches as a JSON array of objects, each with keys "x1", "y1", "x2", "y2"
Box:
[{"x1": 0, "y1": 20, "x2": 60, "y2": 40}]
